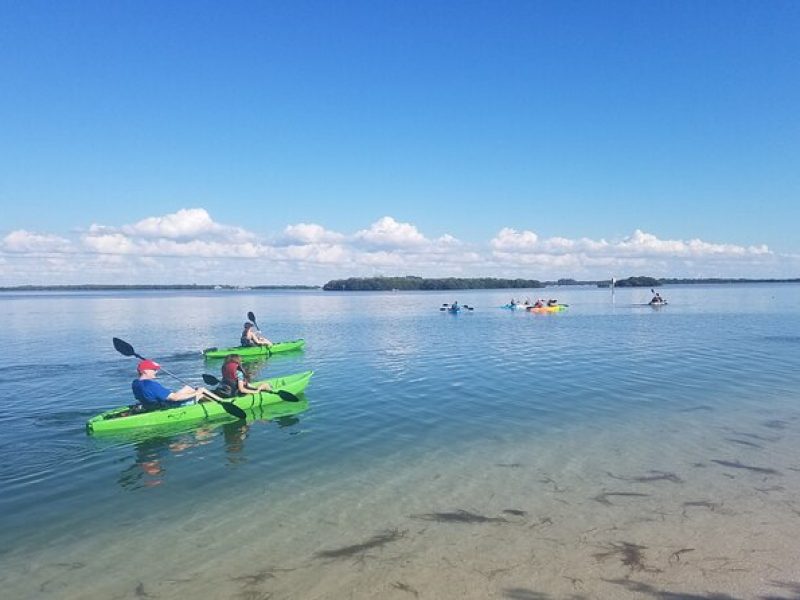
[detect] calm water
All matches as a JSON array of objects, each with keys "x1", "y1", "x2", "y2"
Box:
[{"x1": 2, "y1": 284, "x2": 800, "y2": 599}]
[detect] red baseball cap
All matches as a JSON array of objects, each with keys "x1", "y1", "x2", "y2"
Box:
[{"x1": 137, "y1": 359, "x2": 161, "y2": 372}]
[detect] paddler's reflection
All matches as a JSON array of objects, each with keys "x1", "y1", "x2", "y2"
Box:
[
  {"x1": 118, "y1": 427, "x2": 214, "y2": 489},
  {"x1": 116, "y1": 397, "x2": 309, "y2": 488},
  {"x1": 221, "y1": 421, "x2": 250, "y2": 462}
]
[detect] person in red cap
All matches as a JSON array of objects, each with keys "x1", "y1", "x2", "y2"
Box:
[{"x1": 132, "y1": 359, "x2": 208, "y2": 410}]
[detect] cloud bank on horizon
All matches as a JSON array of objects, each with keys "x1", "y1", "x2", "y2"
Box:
[{"x1": 0, "y1": 208, "x2": 793, "y2": 285}]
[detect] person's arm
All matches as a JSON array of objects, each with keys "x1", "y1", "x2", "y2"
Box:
[{"x1": 254, "y1": 331, "x2": 272, "y2": 345}]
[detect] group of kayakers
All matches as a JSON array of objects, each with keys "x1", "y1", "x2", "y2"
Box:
[
  {"x1": 131, "y1": 320, "x2": 275, "y2": 411},
  {"x1": 510, "y1": 298, "x2": 560, "y2": 308}
]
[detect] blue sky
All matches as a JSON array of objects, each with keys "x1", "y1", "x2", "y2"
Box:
[{"x1": 1, "y1": 1, "x2": 798, "y2": 284}]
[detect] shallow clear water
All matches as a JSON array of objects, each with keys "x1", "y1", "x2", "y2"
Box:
[{"x1": 2, "y1": 284, "x2": 800, "y2": 599}]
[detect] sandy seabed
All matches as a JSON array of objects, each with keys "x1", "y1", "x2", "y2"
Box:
[{"x1": 10, "y1": 404, "x2": 800, "y2": 600}]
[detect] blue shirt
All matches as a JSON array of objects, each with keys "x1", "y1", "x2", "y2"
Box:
[{"x1": 132, "y1": 379, "x2": 172, "y2": 408}]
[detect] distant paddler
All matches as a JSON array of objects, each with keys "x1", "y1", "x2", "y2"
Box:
[{"x1": 241, "y1": 322, "x2": 272, "y2": 347}]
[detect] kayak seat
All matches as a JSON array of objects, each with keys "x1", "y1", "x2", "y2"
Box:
[{"x1": 107, "y1": 404, "x2": 146, "y2": 420}]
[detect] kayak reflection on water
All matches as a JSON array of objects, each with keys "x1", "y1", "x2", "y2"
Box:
[{"x1": 222, "y1": 414, "x2": 301, "y2": 463}]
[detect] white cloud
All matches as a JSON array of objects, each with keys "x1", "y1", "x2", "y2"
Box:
[
  {"x1": 490, "y1": 228, "x2": 539, "y2": 251},
  {"x1": 121, "y1": 208, "x2": 235, "y2": 239},
  {"x1": 0, "y1": 209, "x2": 795, "y2": 285},
  {"x1": 354, "y1": 216, "x2": 427, "y2": 249},
  {"x1": 282, "y1": 223, "x2": 345, "y2": 245},
  {"x1": 2, "y1": 230, "x2": 73, "y2": 253},
  {"x1": 282, "y1": 243, "x2": 348, "y2": 264}
]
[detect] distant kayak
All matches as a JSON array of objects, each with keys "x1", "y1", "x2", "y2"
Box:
[
  {"x1": 501, "y1": 303, "x2": 531, "y2": 310},
  {"x1": 440, "y1": 303, "x2": 473, "y2": 313},
  {"x1": 203, "y1": 339, "x2": 305, "y2": 359},
  {"x1": 526, "y1": 305, "x2": 567, "y2": 313},
  {"x1": 87, "y1": 370, "x2": 313, "y2": 434}
]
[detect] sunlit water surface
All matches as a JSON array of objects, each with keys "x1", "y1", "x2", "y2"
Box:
[{"x1": 1, "y1": 285, "x2": 800, "y2": 599}]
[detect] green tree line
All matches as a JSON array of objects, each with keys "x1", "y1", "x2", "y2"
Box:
[{"x1": 322, "y1": 276, "x2": 544, "y2": 291}]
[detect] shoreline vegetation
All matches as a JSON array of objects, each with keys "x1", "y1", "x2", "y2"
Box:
[
  {"x1": 322, "y1": 276, "x2": 544, "y2": 291},
  {"x1": 322, "y1": 275, "x2": 800, "y2": 291},
  {"x1": 1, "y1": 276, "x2": 798, "y2": 292}
]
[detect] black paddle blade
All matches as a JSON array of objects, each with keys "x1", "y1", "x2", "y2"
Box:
[
  {"x1": 112, "y1": 337, "x2": 136, "y2": 357},
  {"x1": 247, "y1": 311, "x2": 257, "y2": 324},
  {"x1": 218, "y1": 400, "x2": 247, "y2": 420},
  {"x1": 274, "y1": 390, "x2": 300, "y2": 402},
  {"x1": 202, "y1": 373, "x2": 221, "y2": 386}
]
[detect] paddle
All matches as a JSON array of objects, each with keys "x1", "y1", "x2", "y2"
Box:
[
  {"x1": 649, "y1": 288, "x2": 666, "y2": 305},
  {"x1": 201, "y1": 373, "x2": 300, "y2": 403},
  {"x1": 112, "y1": 337, "x2": 247, "y2": 420}
]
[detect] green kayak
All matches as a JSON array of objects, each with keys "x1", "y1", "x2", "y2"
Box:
[
  {"x1": 202, "y1": 339, "x2": 305, "y2": 359},
  {"x1": 91, "y1": 398, "x2": 310, "y2": 442},
  {"x1": 87, "y1": 370, "x2": 313, "y2": 434}
]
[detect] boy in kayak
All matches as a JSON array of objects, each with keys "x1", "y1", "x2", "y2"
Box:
[
  {"x1": 131, "y1": 360, "x2": 208, "y2": 410},
  {"x1": 241, "y1": 322, "x2": 272, "y2": 347},
  {"x1": 216, "y1": 354, "x2": 272, "y2": 398},
  {"x1": 649, "y1": 292, "x2": 665, "y2": 305}
]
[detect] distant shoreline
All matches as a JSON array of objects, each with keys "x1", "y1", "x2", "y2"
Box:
[
  {"x1": 0, "y1": 284, "x2": 320, "y2": 292},
  {"x1": 321, "y1": 275, "x2": 800, "y2": 291},
  {"x1": 3, "y1": 277, "x2": 798, "y2": 292}
]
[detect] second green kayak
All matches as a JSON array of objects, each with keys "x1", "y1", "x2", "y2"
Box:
[{"x1": 202, "y1": 339, "x2": 305, "y2": 359}]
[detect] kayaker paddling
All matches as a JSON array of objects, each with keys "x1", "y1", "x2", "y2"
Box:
[
  {"x1": 132, "y1": 359, "x2": 208, "y2": 410},
  {"x1": 241, "y1": 322, "x2": 272, "y2": 347},
  {"x1": 216, "y1": 354, "x2": 272, "y2": 398}
]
